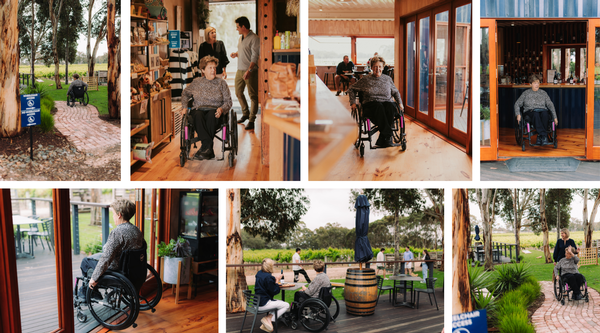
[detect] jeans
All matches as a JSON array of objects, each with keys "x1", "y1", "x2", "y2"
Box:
[{"x1": 422, "y1": 263, "x2": 428, "y2": 281}]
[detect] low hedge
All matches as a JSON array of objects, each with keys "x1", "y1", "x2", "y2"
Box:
[{"x1": 493, "y1": 275, "x2": 541, "y2": 332}]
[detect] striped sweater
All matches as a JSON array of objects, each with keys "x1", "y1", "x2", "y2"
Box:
[{"x1": 169, "y1": 49, "x2": 193, "y2": 97}]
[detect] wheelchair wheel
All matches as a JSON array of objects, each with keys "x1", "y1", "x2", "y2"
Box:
[
  {"x1": 139, "y1": 264, "x2": 162, "y2": 312},
  {"x1": 228, "y1": 152, "x2": 234, "y2": 167},
  {"x1": 515, "y1": 120, "x2": 524, "y2": 146},
  {"x1": 230, "y1": 111, "x2": 238, "y2": 156},
  {"x1": 553, "y1": 276, "x2": 562, "y2": 301},
  {"x1": 87, "y1": 273, "x2": 140, "y2": 330},
  {"x1": 290, "y1": 320, "x2": 298, "y2": 330},
  {"x1": 359, "y1": 144, "x2": 364, "y2": 157},
  {"x1": 392, "y1": 117, "x2": 402, "y2": 144},
  {"x1": 77, "y1": 311, "x2": 87, "y2": 323},
  {"x1": 299, "y1": 298, "x2": 330, "y2": 332},
  {"x1": 329, "y1": 296, "x2": 340, "y2": 320},
  {"x1": 83, "y1": 93, "x2": 89, "y2": 106},
  {"x1": 67, "y1": 95, "x2": 74, "y2": 107}
]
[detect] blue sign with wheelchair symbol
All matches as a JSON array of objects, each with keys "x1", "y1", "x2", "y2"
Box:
[
  {"x1": 452, "y1": 309, "x2": 487, "y2": 333},
  {"x1": 168, "y1": 30, "x2": 180, "y2": 48},
  {"x1": 20, "y1": 94, "x2": 41, "y2": 127}
]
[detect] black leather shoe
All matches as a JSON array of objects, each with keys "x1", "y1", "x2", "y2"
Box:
[
  {"x1": 387, "y1": 137, "x2": 400, "y2": 147},
  {"x1": 245, "y1": 121, "x2": 255, "y2": 130},
  {"x1": 535, "y1": 136, "x2": 543, "y2": 145},
  {"x1": 335, "y1": 91, "x2": 341, "y2": 96},
  {"x1": 197, "y1": 149, "x2": 215, "y2": 160},
  {"x1": 237, "y1": 115, "x2": 249, "y2": 124},
  {"x1": 541, "y1": 136, "x2": 549, "y2": 145},
  {"x1": 574, "y1": 294, "x2": 582, "y2": 300}
]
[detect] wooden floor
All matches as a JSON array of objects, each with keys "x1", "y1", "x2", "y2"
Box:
[
  {"x1": 227, "y1": 290, "x2": 444, "y2": 333},
  {"x1": 498, "y1": 127, "x2": 586, "y2": 158},
  {"x1": 480, "y1": 160, "x2": 600, "y2": 181},
  {"x1": 131, "y1": 114, "x2": 269, "y2": 181},
  {"x1": 321, "y1": 95, "x2": 472, "y2": 181},
  {"x1": 433, "y1": 105, "x2": 469, "y2": 133}
]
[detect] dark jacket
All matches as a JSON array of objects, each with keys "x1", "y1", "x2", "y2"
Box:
[
  {"x1": 198, "y1": 40, "x2": 229, "y2": 75},
  {"x1": 255, "y1": 270, "x2": 280, "y2": 306},
  {"x1": 553, "y1": 238, "x2": 577, "y2": 263},
  {"x1": 336, "y1": 61, "x2": 355, "y2": 75}
]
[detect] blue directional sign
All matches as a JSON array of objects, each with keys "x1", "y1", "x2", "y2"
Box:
[
  {"x1": 452, "y1": 309, "x2": 487, "y2": 333},
  {"x1": 168, "y1": 30, "x2": 181, "y2": 49},
  {"x1": 20, "y1": 94, "x2": 41, "y2": 127}
]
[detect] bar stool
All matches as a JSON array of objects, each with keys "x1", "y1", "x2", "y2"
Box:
[{"x1": 323, "y1": 72, "x2": 335, "y2": 90}]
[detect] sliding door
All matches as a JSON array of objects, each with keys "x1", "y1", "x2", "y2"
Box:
[
  {"x1": 587, "y1": 19, "x2": 600, "y2": 159},
  {"x1": 480, "y1": 19, "x2": 498, "y2": 161}
]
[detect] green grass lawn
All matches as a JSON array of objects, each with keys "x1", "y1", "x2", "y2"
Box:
[
  {"x1": 35, "y1": 78, "x2": 109, "y2": 115},
  {"x1": 19, "y1": 64, "x2": 108, "y2": 78},
  {"x1": 518, "y1": 249, "x2": 600, "y2": 292},
  {"x1": 247, "y1": 270, "x2": 444, "y2": 304}
]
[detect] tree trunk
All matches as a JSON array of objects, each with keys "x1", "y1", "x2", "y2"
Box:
[
  {"x1": 86, "y1": 0, "x2": 95, "y2": 76},
  {"x1": 49, "y1": 0, "x2": 64, "y2": 89},
  {"x1": 583, "y1": 189, "x2": 592, "y2": 248},
  {"x1": 107, "y1": 0, "x2": 119, "y2": 119},
  {"x1": 513, "y1": 189, "x2": 520, "y2": 262},
  {"x1": 31, "y1": 0, "x2": 35, "y2": 80},
  {"x1": 477, "y1": 189, "x2": 495, "y2": 271},
  {"x1": 0, "y1": 0, "x2": 22, "y2": 138},
  {"x1": 590, "y1": 192, "x2": 600, "y2": 242},
  {"x1": 452, "y1": 189, "x2": 473, "y2": 315},
  {"x1": 226, "y1": 189, "x2": 247, "y2": 313},
  {"x1": 540, "y1": 189, "x2": 552, "y2": 263},
  {"x1": 393, "y1": 209, "x2": 400, "y2": 276},
  {"x1": 90, "y1": 189, "x2": 102, "y2": 226}
]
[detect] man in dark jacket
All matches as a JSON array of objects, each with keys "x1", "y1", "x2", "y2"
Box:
[{"x1": 335, "y1": 55, "x2": 356, "y2": 96}]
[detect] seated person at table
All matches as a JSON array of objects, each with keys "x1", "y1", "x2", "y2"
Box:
[
  {"x1": 335, "y1": 55, "x2": 356, "y2": 96},
  {"x1": 79, "y1": 199, "x2": 143, "y2": 296},
  {"x1": 348, "y1": 55, "x2": 405, "y2": 147},
  {"x1": 554, "y1": 246, "x2": 585, "y2": 300},
  {"x1": 293, "y1": 260, "x2": 330, "y2": 305},
  {"x1": 255, "y1": 258, "x2": 290, "y2": 333},
  {"x1": 514, "y1": 73, "x2": 558, "y2": 145},
  {"x1": 67, "y1": 73, "x2": 88, "y2": 97},
  {"x1": 182, "y1": 55, "x2": 233, "y2": 160}
]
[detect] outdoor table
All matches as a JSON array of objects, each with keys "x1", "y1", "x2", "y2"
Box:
[
  {"x1": 12, "y1": 215, "x2": 44, "y2": 259},
  {"x1": 389, "y1": 275, "x2": 422, "y2": 308},
  {"x1": 278, "y1": 282, "x2": 307, "y2": 301}
]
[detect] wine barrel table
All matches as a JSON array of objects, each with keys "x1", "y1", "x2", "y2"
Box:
[{"x1": 344, "y1": 268, "x2": 378, "y2": 316}]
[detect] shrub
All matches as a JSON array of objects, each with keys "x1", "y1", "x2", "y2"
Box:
[
  {"x1": 468, "y1": 261, "x2": 493, "y2": 293},
  {"x1": 83, "y1": 239, "x2": 103, "y2": 255},
  {"x1": 23, "y1": 83, "x2": 48, "y2": 99},
  {"x1": 39, "y1": 104, "x2": 55, "y2": 133},
  {"x1": 492, "y1": 263, "x2": 532, "y2": 295},
  {"x1": 41, "y1": 95, "x2": 55, "y2": 111},
  {"x1": 472, "y1": 289, "x2": 497, "y2": 312},
  {"x1": 497, "y1": 311, "x2": 535, "y2": 333}
]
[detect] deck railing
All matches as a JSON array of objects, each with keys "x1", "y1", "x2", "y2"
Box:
[
  {"x1": 472, "y1": 242, "x2": 520, "y2": 263},
  {"x1": 12, "y1": 197, "x2": 110, "y2": 254}
]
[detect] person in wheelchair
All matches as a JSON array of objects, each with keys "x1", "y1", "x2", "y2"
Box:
[
  {"x1": 293, "y1": 260, "x2": 330, "y2": 305},
  {"x1": 554, "y1": 246, "x2": 585, "y2": 300},
  {"x1": 182, "y1": 55, "x2": 233, "y2": 160},
  {"x1": 348, "y1": 55, "x2": 404, "y2": 148},
  {"x1": 514, "y1": 74, "x2": 558, "y2": 145},
  {"x1": 255, "y1": 258, "x2": 290, "y2": 332},
  {"x1": 79, "y1": 199, "x2": 144, "y2": 296}
]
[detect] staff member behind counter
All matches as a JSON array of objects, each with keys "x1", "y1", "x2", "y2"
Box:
[{"x1": 514, "y1": 74, "x2": 558, "y2": 145}]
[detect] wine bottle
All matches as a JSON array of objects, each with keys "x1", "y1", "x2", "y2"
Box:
[
  {"x1": 553, "y1": 72, "x2": 558, "y2": 84},
  {"x1": 569, "y1": 72, "x2": 574, "y2": 84},
  {"x1": 280, "y1": 269, "x2": 285, "y2": 283}
]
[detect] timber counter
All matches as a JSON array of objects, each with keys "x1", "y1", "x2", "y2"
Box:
[{"x1": 498, "y1": 84, "x2": 586, "y2": 129}]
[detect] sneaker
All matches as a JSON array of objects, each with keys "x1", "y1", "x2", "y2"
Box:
[
  {"x1": 384, "y1": 278, "x2": 389, "y2": 280},
  {"x1": 335, "y1": 91, "x2": 341, "y2": 96},
  {"x1": 237, "y1": 115, "x2": 249, "y2": 124},
  {"x1": 261, "y1": 317, "x2": 273, "y2": 332},
  {"x1": 245, "y1": 121, "x2": 255, "y2": 130}
]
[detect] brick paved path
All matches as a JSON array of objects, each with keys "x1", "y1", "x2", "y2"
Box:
[
  {"x1": 53, "y1": 101, "x2": 120, "y2": 152},
  {"x1": 532, "y1": 280, "x2": 600, "y2": 332}
]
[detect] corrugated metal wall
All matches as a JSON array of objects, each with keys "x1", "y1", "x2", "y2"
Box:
[{"x1": 481, "y1": 0, "x2": 600, "y2": 18}]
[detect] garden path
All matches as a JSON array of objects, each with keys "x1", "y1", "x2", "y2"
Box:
[
  {"x1": 54, "y1": 101, "x2": 120, "y2": 151},
  {"x1": 533, "y1": 281, "x2": 600, "y2": 332}
]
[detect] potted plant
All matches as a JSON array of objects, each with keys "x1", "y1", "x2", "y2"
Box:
[
  {"x1": 158, "y1": 237, "x2": 192, "y2": 285},
  {"x1": 480, "y1": 105, "x2": 491, "y2": 142}
]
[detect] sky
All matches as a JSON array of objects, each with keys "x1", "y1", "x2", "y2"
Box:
[
  {"x1": 76, "y1": 2, "x2": 108, "y2": 56},
  {"x1": 300, "y1": 189, "x2": 386, "y2": 230},
  {"x1": 468, "y1": 190, "x2": 591, "y2": 229}
]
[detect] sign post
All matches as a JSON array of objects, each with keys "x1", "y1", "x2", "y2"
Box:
[{"x1": 20, "y1": 94, "x2": 41, "y2": 161}]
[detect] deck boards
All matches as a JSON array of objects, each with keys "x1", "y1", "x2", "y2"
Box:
[
  {"x1": 227, "y1": 290, "x2": 444, "y2": 333},
  {"x1": 480, "y1": 160, "x2": 600, "y2": 181}
]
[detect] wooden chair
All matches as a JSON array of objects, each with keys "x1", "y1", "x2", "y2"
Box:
[{"x1": 239, "y1": 289, "x2": 279, "y2": 333}]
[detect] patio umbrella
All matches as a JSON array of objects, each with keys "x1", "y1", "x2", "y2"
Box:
[{"x1": 354, "y1": 195, "x2": 373, "y2": 263}]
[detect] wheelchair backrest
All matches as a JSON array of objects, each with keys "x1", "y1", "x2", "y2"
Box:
[
  {"x1": 317, "y1": 286, "x2": 333, "y2": 308},
  {"x1": 119, "y1": 241, "x2": 147, "y2": 292},
  {"x1": 72, "y1": 85, "x2": 86, "y2": 97}
]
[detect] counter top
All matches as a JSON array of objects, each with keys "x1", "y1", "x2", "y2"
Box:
[
  {"x1": 309, "y1": 77, "x2": 357, "y2": 181},
  {"x1": 263, "y1": 99, "x2": 300, "y2": 140},
  {"x1": 499, "y1": 83, "x2": 586, "y2": 88}
]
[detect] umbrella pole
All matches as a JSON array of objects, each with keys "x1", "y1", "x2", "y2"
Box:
[{"x1": 359, "y1": 262, "x2": 363, "y2": 270}]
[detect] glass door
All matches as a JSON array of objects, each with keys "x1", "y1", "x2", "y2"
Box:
[
  {"x1": 587, "y1": 19, "x2": 600, "y2": 159},
  {"x1": 430, "y1": 5, "x2": 451, "y2": 134},
  {"x1": 480, "y1": 19, "x2": 498, "y2": 161},
  {"x1": 416, "y1": 12, "x2": 431, "y2": 124},
  {"x1": 405, "y1": 18, "x2": 416, "y2": 118},
  {"x1": 448, "y1": 1, "x2": 471, "y2": 145}
]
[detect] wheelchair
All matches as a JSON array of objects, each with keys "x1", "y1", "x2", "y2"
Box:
[
  {"x1": 179, "y1": 98, "x2": 238, "y2": 167},
  {"x1": 73, "y1": 243, "x2": 162, "y2": 330},
  {"x1": 279, "y1": 286, "x2": 339, "y2": 332},
  {"x1": 352, "y1": 93, "x2": 407, "y2": 157},
  {"x1": 515, "y1": 108, "x2": 557, "y2": 151},
  {"x1": 67, "y1": 85, "x2": 89, "y2": 107},
  {"x1": 554, "y1": 268, "x2": 589, "y2": 305}
]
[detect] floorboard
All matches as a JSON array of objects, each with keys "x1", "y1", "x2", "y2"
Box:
[
  {"x1": 320, "y1": 95, "x2": 472, "y2": 181},
  {"x1": 227, "y1": 290, "x2": 443, "y2": 333},
  {"x1": 480, "y1": 160, "x2": 600, "y2": 181},
  {"x1": 498, "y1": 127, "x2": 586, "y2": 157}
]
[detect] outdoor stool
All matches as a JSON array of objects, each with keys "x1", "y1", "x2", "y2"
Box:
[
  {"x1": 376, "y1": 275, "x2": 393, "y2": 304},
  {"x1": 414, "y1": 277, "x2": 438, "y2": 310},
  {"x1": 240, "y1": 289, "x2": 279, "y2": 333}
]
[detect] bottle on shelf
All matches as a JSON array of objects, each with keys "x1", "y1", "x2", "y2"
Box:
[
  {"x1": 569, "y1": 72, "x2": 574, "y2": 84},
  {"x1": 280, "y1": 33, "x2": 285, "y2": 50},
  {"x1": 553, "y1": 71, "x2": 558, "y2": 84},
  {"x1": 274, "y1": 31, "x2": 281, "y2": 50},
  {"x1": 280, "y1": 269, "x2": 285, "y2": 284}
]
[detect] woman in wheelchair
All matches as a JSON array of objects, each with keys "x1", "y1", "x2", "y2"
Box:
[
  {"x1": 255, "y1": 258, "x2": 290, "y2": 332},
  {"x1": 514, "y1": 74, "x2": 558, "y2": 145},
  {"x1": 181, "y1": 55, "x2": 233, "y2": 160},
  {"x1": 293, "y1": 260, "x2": 330, "y2": 305},
  {"x1": 348, "y1": 55, "x2": 404, "y2": 148},
  {"x1": 554, "y1": 246, "x2": 586, "y2": 300},
  {"x1": 79, "y1": 199, "x2": 144, "y2": 294}
]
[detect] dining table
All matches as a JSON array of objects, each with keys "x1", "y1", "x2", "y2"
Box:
[
  {"x1": 12, "y1": 215, "x2": 45, "y2": 259},
  {"x1": 278, "y1": 282, "x2": 307, "y2": 301},
  {"x1": 389, "y1": 275, "x2": 423, "y2": 308}
]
